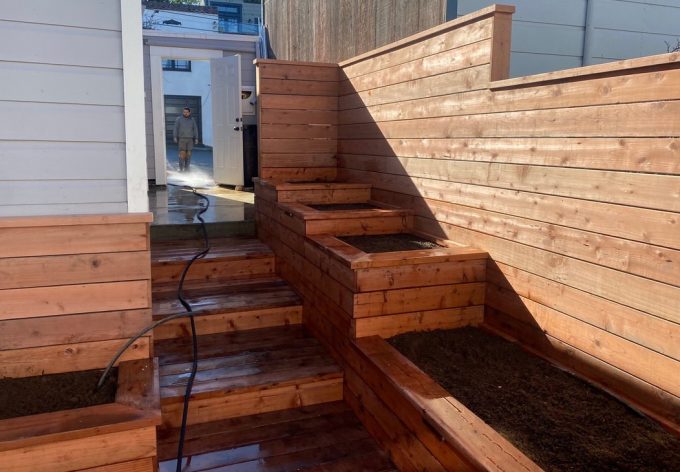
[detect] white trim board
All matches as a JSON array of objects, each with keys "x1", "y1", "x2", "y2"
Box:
[
  {"x1": 149, "y1": 46, "x2": 223, "y2": 185},
  {"x1": 121, "y1": 0, "x2": 149, "y2": 212},
  {"x1": 143, "y1": 30, "x2": 260, "y2": 43}
]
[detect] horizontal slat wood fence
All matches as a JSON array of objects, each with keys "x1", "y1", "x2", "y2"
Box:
[
  {"x1": 0, "y1": 214, "x2": 153, "y2": 378},
  {"x1": 256, "y1": 60, "x2": 339, "y2": 183},
  {"x1": 256, "y1": 4, "x2": 680, "y2": 429}
]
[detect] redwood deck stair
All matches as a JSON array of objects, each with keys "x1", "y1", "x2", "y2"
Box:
[
  {"x1": 157, "y1": 402, "x2": 395, "y2": 471},
  {"x1": 151, "y1": 237, "x2": 394, "y2": 470}
]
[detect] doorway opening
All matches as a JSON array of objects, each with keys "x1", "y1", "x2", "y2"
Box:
[
  {"x1": 149, "y1": 47, "x2": 244, "y2": 189},
  {"x1": 162, "y1": 58, "x2": 214, "y2": 187}
]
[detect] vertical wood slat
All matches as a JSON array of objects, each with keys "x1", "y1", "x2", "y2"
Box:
[{"x1": 263, "y1": 0, "x2": 447, "y2": 63}]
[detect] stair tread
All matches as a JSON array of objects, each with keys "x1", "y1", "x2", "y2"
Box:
[
  {"x1": 156, "y1": 326, "x2": 342, "y2": 402},
  {"x1": 157, "y1": 402, "x2": 393, "y2": 471},
  {"x1": 153, "y1": 277, "x2": 301, "y2": 318},
  {"x1": 151, "y1": 237, "x2": 273, "y2": 264}
]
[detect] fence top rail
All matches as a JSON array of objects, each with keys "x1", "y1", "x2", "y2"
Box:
[
  {"x1": 491, "y1": 52, "x2": 680, "y2": 90},
  {"x1": 338, "y1": 4, "x2": 515, "y2": 68},
  {"x1": 254, "y1": 58, "x2": 339, "y2": 68}
]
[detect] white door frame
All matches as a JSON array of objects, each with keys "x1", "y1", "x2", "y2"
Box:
[{"x1": 149, "y1": 46, "x2": 223, "y2": 185}]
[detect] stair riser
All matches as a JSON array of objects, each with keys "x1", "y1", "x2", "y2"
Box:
[
  {"x1": 277, "y1": 188, "x2": 371, "y2": 204},
  {"x1": 152, "y1": 257, "x2": 275, "y2": 285},
  {"x1": 160, "y1": 378, "x2": 343, "y2": 428},
  {"x1": 305, "y1": 215, "x2": 413, "y2": 236},
  {"x1": 153, "y1": 306, "x2": 302, "y2": 340}
]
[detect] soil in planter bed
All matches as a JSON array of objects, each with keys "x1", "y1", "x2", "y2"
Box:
[
  {"x1": 339, "y1": 233, "x2": 441, "y2": 253},
  {"x1": 0, "y1": 368, "x2": 118, "y2": 420},
  {"x1": 308, "y1": 203, "x2": 378, "y2": 211},
  {"x1": 389, "y1": 328, "x2": 680, "y2": 472}
]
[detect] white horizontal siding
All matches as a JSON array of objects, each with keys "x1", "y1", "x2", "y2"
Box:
[
  {"x1": 0, "y1": 2, "x2": 130, "y2": 217},
  {"x1": 0, "y1": 0, "x2": 122, "y2": 30},
  {"x1": 0, "y1": 180, "x2": 127, "y2": 205},
  {"x1": 0, "y1": 102, "x2": 125, "y2": 143},
  {"x1": 0, "y1": 62, "x2": 124, "y2": 106},
  {"x1": 0, "y1": 20, "x2": 123, "y2": 68},
  {"x1": 0, "y1": 202, "x2": 128, "y2": 217},
  {"x1": 0, "y1": 142, "x2": 127, "y2": 180}
]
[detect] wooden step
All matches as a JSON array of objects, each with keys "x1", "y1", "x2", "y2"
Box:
[
  {"x1": 152, "y1": 277, "x2": 302, "y2": 339},
  {"x1": 156, "y1": 326, "x2": 344, "y2": 428},
  {"x1": 157, "y1": 402, "x2": 395, "y2": 471},
  {"x1": 255, "y1": 179, "x2": 372, "y2": 204},
  {"x1": 151, "y1": 237, "x2": 275, "y2": 285},
  {"x1": 277, "y1": 201, "x2": 414, "y2": 236}
]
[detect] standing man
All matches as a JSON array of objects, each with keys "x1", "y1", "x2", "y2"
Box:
[{"x1": 173, "y1": 107, "x2": 199, "y2": 172}]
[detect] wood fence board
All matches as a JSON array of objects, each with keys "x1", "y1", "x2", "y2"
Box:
[
  {"x1": 0, "y1": 280, "x2": 151, "y2": 320},
  {"x1": 337, "y1": 137, "x2": 680, "y2": 174},
  {"x1": 0, "y1": 251, "x2": 150, "y2": 290},
  {"x1": 0, "y1": 336, "x2": 151, "y2": 377},
  {"x1": 0, "y1": 223, "x2": 148, "y2": 257}
]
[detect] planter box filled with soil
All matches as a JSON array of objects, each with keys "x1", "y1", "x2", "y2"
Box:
[
  {"x1": 0, "y1": 359, "x2": 160, "y2": 472},
  {"x1": 388, "y1": 327, "x2": 680, "y2": 471},
  {"x1": 299, "y1": 232, "x2": 489, "y2": 338}
]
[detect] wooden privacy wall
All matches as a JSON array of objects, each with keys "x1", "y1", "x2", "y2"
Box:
[
  {"x1": 256, "y1": 59, "x2": 339, "y2": 182},
  {"x1": 331, "y1": 4, "x2": 680, "y2": 427},
  {"x1": 0, "y1": 214, "x2": 153, "y2": 378},
  {"x1": 264, "y1": 0, "x2": 447, "y2": 63}
]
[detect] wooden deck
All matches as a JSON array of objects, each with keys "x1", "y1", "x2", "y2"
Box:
[{"x1": 157, "y1": 402, "x2": 395, "y2": 471}]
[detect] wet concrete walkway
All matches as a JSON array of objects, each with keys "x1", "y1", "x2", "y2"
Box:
[{"x1": 148, "y1": 184, "x2": 254, "y2": 226}]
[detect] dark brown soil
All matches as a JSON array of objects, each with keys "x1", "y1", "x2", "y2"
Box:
[
  {"x1": 389, "y1": 328, "x2": 680, "y2": 472},
  {"x1": 339, "y1": 233, "x2": 441, "y2": 253},
  {"x1": 0, "y1": 368, "x2": 118, "y2": 420},
  {"x1": 308, "y1": 203, "x2": 378, "y2": 211}
]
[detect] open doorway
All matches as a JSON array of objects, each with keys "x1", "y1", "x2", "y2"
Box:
[
  {"x1": 149, "y1": 47, "x2": 243, "y2": 188},
  {"x1": 162, "y1": 59, "x2": 214, "y2": 186}
]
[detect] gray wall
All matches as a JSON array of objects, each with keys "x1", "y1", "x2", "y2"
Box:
[
  {"x1": 0, "y1": 0, "x2": 128, "y2": 216},
  {"x1": 143, "y1": 34, "x2": 257, "y2": 180},
  {"x1": 458, "y1": 0, "x2": 680, "y2": 77}
]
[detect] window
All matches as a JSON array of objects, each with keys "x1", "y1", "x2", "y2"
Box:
[{"x1": 162, "y1": 60, "x2": 192, "y2": 72}]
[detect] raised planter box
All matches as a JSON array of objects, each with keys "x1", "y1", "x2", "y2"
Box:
[
  {"x1": 0, "y1": 359, "x2": 161, "y2": 472},
  {"x1": 308, "y1": 232, "x2": 487, "y2": 338},
  {"x1": 350, "y1": 335, "x2": 541, "y2": 471}
]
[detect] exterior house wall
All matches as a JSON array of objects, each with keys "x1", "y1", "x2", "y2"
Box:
[
  {"x1": 0, "y1": 0, "x2": 137, "y2": 216},
  {"x1": 458, "y1": 0, "x2": 680, "y2": 76},
  {"x1": 143, "y1": 32, "x2": 258, "y2": 181}
]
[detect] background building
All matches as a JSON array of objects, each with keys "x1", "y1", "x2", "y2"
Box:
[{"x1": 264, "y1": 0, "x2": 680, "y2": 76}]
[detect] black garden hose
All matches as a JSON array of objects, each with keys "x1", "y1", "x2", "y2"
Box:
[{"x1": 98, "y1": 185, "x2": 211, "y2": 472}]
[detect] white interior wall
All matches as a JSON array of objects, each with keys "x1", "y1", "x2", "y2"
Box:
[{"x1": 163, "y1": 60, "x2": 214, "y2": 147}]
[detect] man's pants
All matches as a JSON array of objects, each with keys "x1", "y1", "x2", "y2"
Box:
[{"x1": 178, "y1": 138, "x2": 194, "y2": 172}]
